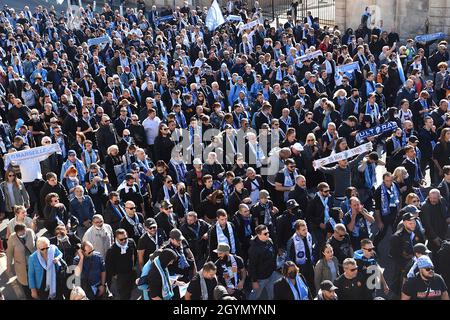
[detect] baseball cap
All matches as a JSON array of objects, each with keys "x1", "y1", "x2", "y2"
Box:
[
  {"x1": 130, "y1": 163, "x2": 140, "y2": 171},
  {"x1": 169, "y1": 228, "x2": 184, "y2": 241},
  {"x1": 402, "y1": 211, "x2": 418, "y2": 221},
  {"x1": 402, "y1": 204, "x2": 420, "y2": 215},
  {"x1": 292, "y1": 142, "x2": 303, "y2": 152},
  {"x1": 286, "y1": 199, "x2": 299, "y2": 210},
  {"x1": 161, "y1": 200, "x2": 173, "y2": 209},
  {"x1": 144, "y1": 218, "x2": 157, "y2": 228},
  {"x1": 68, "y1": 150, "x2": 76, "y2": 156},
  {"x1": 413, "y1": 243, "x2": 431, "y2": 255},
  {"x1": 408, "y1": 136, "x2": 419, "y2": 144},
  {"x1": 224, "y1": 124, "x2": 233, "y2": 130},
  {"x1": 193, "y1": 158, "x2": 203, "y2": 165},
  {"x1": 213, "y1": 243, "x2": 231, "y2": 254},
  {"x1": 375, "y1": 83, "x2": 384, "y2": 88},
  {"x1": 259, "y1": 190, "x2": 270, "y2": 199},
  {"x1": 320, "y1": 280, "x2": 338, "y2": 292},
  {"x1": 416, "y1": 255, "x2": 434, "y2": 269},
  {"x1": 280, "y1": 89, "x2": 287, "y2": 95}
]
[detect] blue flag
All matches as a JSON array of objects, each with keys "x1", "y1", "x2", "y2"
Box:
[
  {"x1": 415, "y1": 32, "x2": 446, "y2": 43},
  {"x1": 356, "y1": 121, "x2": 398, "y2": 143}
]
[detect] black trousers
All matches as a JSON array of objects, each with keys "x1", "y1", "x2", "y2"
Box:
[
  {"x1": 373, "y1": 211, "x2": 397, "y2": 248},
  {"x1": 116, "y1": 272, "x2": 135, "y2": 300},
  {"x1": 298, "y1": 262, "x2": 315, "y2": 294}
]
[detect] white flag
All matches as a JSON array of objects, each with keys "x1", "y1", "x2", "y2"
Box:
[{"x1": 205, "y1": 0, "x2": 225, "y2": 31}]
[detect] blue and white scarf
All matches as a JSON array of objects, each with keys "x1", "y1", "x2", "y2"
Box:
[
  {"x1": 380, "y1": 183, "x2": 400, "y2": 216},
  {"x1": 293, "y1": 232, "x2": 314, "y2": 266},
  {"x1": 216, "y1": 222, "x2": 236, "y2": 254}
]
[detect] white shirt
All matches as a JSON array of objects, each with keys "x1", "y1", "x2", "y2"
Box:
[
  {"x1": 142, "y1": 116, "x2": 161, "y2": 145},
  {"x1": 83, "y1": 224, "x2": 113, "y2": 259}
]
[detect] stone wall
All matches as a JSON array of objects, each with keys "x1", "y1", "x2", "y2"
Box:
[{"x1": 335, "y1": 0, "x2": 449, "y2": 39}]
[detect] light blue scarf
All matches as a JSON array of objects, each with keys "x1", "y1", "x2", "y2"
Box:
[
  {"x1": 286, "y1": 275, "x2": 309, "y2": 300},
  {"x1": 380, "y1": 183, "x2": 400, "y2": 216},
  {"x1": 154, "y1": 256, "x2": 174, "y2": 300}
]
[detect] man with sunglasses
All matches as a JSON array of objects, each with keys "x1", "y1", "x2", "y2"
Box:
[
  {"x1": 354, "y1": 238, "x2": 389, "y2": 299},
  {"x1": 334, "y1": 258, "x2": 370, "y2": 300},
  {"x1": 248, "y1": 224, "x2": 278, "y2": 300},
  {"x1": 327, "y1": 223, "x2": 354, "y2": 269},
  {"x1": 82, "y1": 215, "x2": 114, "y2": 259},
  {"x1": 402, "y1": 255, "x2": 449, "y2": 300},
  {"x1": 137, "y1": 218, "x2": 165, "y2": 270},
  {"x1": 119, "y1": 200, "x2": 145, "y2": 244},
  {"x1": 73, "y1": 240, "x2": 107, "y2": 300},
  {"x1": 105, "y1": 229, "x2": 137, "y2": 300}
]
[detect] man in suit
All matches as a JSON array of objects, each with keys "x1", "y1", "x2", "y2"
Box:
[{"x1": 402, "y1": 145, "x2": 424, "y2": 189}]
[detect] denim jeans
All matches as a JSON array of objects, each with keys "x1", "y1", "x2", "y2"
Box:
[{"x1": 249, "y1": 271, "x2": 280, "y2": 300}]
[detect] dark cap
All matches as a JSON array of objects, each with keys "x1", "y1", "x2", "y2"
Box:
[
  {"x1": 169, "y1": 228, "x2": 184, "y2": 241},
  {"x1": 161, "y1": 200, "x2": 173, "y2": 209},
  {"x1": 402, "y1": 204, "x2": 420, "y2": 215},
  {"x1": 402, "y1": 212, "x2": 418, "y2": 222},
  {"x1": 408, "y1": 136, "x2": 419, "y2": 144},
  {"x1": 224, "y1": 124, "x2": 233, "y2": 130},
  {"x1": 375, "y1": 83, "x2": 384, "y2": 88},
  {"x1": 68, "y1": 150, "x2": 76, "y2": 156},
  {"x1": 125, "y1": 173, "x2": 134, "y2": 181},
  {"x1": 280, "y1": 89, "x2": 287, "y2": 95},
  {"x1": 413, "y1": 243, "x2": 431, "y2": 255},
  {"x1": 286, "y1": 199, "x2": 299, "y2": 210},
  {"x1": 130, "y1": 162, "x2": 140, "y2": 171},
  {"x1": 368, "y1": 152, "x2": 379, "y2": 161},
  {"x1": 144, "y1": 218, "x2": 157, "y2": 228},
  {"x1": 320, "y1": 280, "x2": 338, "y2": 292}
]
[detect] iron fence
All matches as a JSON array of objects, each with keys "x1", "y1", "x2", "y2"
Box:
[{"x1": 256, "y1": 0, "x2": 335, "y2": 27}]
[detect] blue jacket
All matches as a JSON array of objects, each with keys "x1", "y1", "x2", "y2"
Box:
[
  {"x1": 28, "y1": 246, "x2": 63, "y2": 290},
  {"x1": 70, "y1": 196, "x2": 96, "y2": 223}
]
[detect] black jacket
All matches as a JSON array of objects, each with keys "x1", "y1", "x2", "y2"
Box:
[
  {"x1": 276, "y1": 211, "x2": 304, "y2": 249},
  {"x1": 273, "y1": 274, "x2": 313, "y2": 300},
  {"x1": 288, "y1": 186, "x2": 309, "y2": 214},
  {"x1": 389, "y1": 227, "x2": 420, "y2": 269},
  {"x1": 248, "y1": 237, "x2": 277, "y2": 282},
  {"x1": 207, "y1": 222, "x2": 241, "y2": 262},
  {"x1": 170, "y1": 193, "x2": 193, "y2": 219},
  {"x1": 103, "y1": 201, "x2": 126, "y2": 231},
  {"x1": 155, "y1": 211, "x2": 179, "y2": 239}
]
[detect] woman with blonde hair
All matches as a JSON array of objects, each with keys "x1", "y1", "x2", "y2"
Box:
[
  {"x1": 333, "y1": 89, "x2": 347, "y2": 113},
  {"x1": 392, "y1": 166, "x2": 410, "y2": 197},
  {"x1": 0, "y1": 169, "x2": 30, "y2": 219},
  {"x1": 104, "y1": 145, "x2": 124, "y2": 189},
  {"x1": 6, "y1": 205, "x2": 37, "y2": 239},
  {"x1": 301, "y1": 133, "x2": 324, "y2": 190}
]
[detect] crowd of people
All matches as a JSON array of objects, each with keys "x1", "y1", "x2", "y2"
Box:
[{"x1": 0, "y1": 0, "x2": 450, "y2": 301}]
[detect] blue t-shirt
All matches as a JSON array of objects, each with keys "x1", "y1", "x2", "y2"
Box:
[{"x1": 73, "y1": 252, "x2": 106, "y2": 286}]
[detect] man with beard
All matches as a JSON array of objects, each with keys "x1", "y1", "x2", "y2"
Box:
[
  {"x1": 214, "y1": 243, "x2": 246, "y2": 300},
  {"x1": 402, "y1": 255, "x2": 449, "y2": 300}
]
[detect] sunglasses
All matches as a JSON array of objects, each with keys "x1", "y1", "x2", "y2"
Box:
[
  {"x1": 322, "y1": 189, "x2": 330, "y2": 193},
  {"x1": 118, "y1": 237, "x2": 128, "y2": 242},
  {"x1": 8, "y1": 174, "x2": 15, "y2": 177},
  {"x1": 349, "y1": 268, "x2": 358, "y2": 272},
  {"x1": 40, "y1": 247, "x2": 49, "y2": 251},
  {"x1": 424, "y1": 267, "x2": 434, "y2": 272},
  {"x1": 126, "y1": 206, "x2": 136, "y2": 210},
  {"x1": 363, "y1": 247, "x2": 375, "y2": 252},
  {"x1": 149, "y1": 226, "x2": 157, "y2": 230},
  {"x1": 262, "y1": 232, "x2": 269, "y2": 236}
]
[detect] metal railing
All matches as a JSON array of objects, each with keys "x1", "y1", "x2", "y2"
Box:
[{"x1": 256, "y1": 0, "x2": 335, "y2": 27}]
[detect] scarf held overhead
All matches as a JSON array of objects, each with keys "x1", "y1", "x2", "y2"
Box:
[{"x1": 313, "y1": 142, "x2": 372, "y2": 169}]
